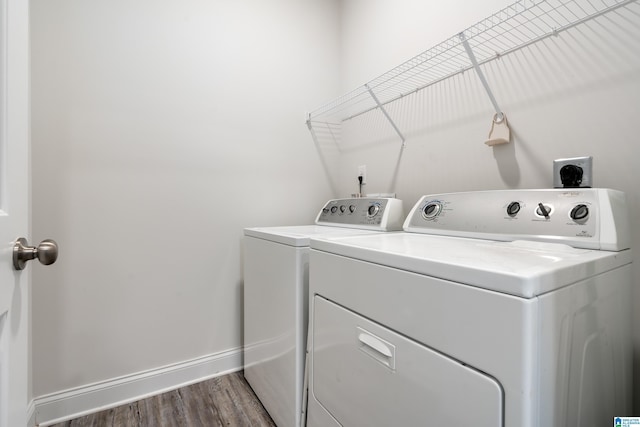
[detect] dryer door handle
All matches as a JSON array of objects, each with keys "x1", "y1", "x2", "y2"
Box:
[
  {"x1": 357, "y1": 327, "x2": 396, "y2": 369},
  {"x1": 358, "y1": 332, "x2": 392, "y2": 357}
]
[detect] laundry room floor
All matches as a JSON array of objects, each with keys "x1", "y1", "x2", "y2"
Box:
[{"x1": 49, "y1": 371, "x2": 275, "y2": 427}]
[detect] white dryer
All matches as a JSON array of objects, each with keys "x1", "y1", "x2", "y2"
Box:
[
  {"x1": 306, "y1": 189, "x2": 632, "y2": 427},
  {"x1": 243, "y1": 197, "x2": 404, "y2": 427}
]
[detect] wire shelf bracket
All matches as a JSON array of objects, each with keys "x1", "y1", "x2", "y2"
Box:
[
  {"x1": 365, "y1": 84, "x2": 407, "y2": 146},
  {"x1": 459, "y1": 32, "x2": 504, "y2": 123}
]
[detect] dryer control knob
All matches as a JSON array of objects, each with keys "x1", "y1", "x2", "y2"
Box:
[
  {"x1": 570, "y1": 204, "x2": 589, "y2": 221},
  {"x1": 536, "y1": 203, "x2": 552, "y2": 218},
  {"x1": 506, "y1": 202, "x2": 521, "y2": 217}
]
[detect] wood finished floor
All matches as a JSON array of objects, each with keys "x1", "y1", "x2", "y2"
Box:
[{"x1": 49, "y1": 371, "x2": 276, "y2": 427}]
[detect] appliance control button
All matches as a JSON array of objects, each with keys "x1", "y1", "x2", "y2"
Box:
[
  {"x1": 339, "y1": 205, "x2": 346, "y2": 213},
  {"x1": 367, "y1": 204, "x2": 380, "y2": 218},
  {"x1": 349, "y1": 205, "x2": 356, "y2": 213},
  {"x1": 506, "y1": 202, "x2": 521, "y2": 217},
  {"x1": 536, "y1": 203, "x2": 552, "y2": 218},
  {"x1": 330, "y1": 206, "x2": 338, "y2": 214},
  {"x1": 422, "y1": 202, "x2": 442, "y2": 219},
  {"x1": 570, "y1": 204, "x2": 589, "y2": 221}
]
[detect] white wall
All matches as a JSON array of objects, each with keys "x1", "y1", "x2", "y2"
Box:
[
  {"x1": 336, "y1": 0, "x2": 640, "y2": 413},
  {"x1": 338, "y1": 0, "x2": 514, "y2": 91},
  {"x1": 30, "y1": 0, "x2": 339, "y2": 400}
]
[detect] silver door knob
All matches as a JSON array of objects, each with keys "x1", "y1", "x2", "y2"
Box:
[{"x1": 13, "y1": 237, "x2": 59, "y2": 271}]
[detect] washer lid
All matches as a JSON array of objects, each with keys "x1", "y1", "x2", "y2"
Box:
[
  {"x1": 310, "y1": 233, "x2": 632, "y2": 297},
  {"x1": 244, "y1": 225, "x2": 387, "y2": 247}
]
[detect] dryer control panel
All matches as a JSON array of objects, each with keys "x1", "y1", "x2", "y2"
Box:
[
  {"x1": 316, "y1": 198, "x2": 404, "y2": 231},
  {"x1": 403, "y1": 189, "x2": 630, "y2": 251}
]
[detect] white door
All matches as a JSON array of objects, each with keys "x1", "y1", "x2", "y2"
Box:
[{"x1": 0, "y1": 0, "x2": 31, "y2": 426}]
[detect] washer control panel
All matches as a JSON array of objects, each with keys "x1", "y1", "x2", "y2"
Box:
[
  {"x1": 403, "y1": 189, "x2": 630, "y2": 251},
  {"x1": 316, "y1": 198, "x2": 404, "y2": 231}
]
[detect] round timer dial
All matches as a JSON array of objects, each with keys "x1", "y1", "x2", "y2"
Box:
[
  {"x1": 421, "y1": 202, "x2": 442, "y2": 220},
  {"x1": 367, "y1": 204, "x2": 380, "y2": 218},
  {"x1": 506, "y1": 202, "x2": 521, "y2": 217},
  {"x1": 570, "y1": 204, "x2": 589, "y2": 221}
]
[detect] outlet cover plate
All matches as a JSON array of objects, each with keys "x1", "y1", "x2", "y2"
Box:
[
  {"x1": 553, "y1": 156, "x2": 593, "y2": 188},
  {"x1": 358, "y1": 165, "x2": 367, "y2": 184}
]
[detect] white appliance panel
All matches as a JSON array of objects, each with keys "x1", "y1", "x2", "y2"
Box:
[
  {"x1": 309, "y1": 249, "x2": 537, "y2": 426},
  {"x1": 244, "y1": 225, "x2": 387, "y2": 247},
  {"x1": 310, "y1": 233, "x2": 631, "y2": 297},
  {"x1": 403, "y1": 189, "x2": 630, "y2": 251},
  {"x1": 244, "y1": 237, "x2": 307, "y2": 427},
  {"x1": 243, "y1": 197, "x2": 404, "y2": 427},
  {"x1": 536, "y1": 264, "x2": 633, "y2": 426},
  {"x1": 316, "y1": 197, "x2": 405, "y2": 230},
  {"x1": 312, "y1": 296, "x2": 503, "y2": 426}
]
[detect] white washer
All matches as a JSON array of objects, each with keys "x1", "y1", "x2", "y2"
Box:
[
  {"x1": 306, "y1": 189, "x2": 632, "y2": 427},
  {"x1": 244, "y1": 197, "x2": 404, "y2": 427}
]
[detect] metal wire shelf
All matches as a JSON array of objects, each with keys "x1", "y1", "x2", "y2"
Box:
[{"x1": 306, "y1": 0, "x2": 638, "y2": 145}]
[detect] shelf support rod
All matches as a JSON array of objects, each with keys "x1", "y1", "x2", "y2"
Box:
[
  {"x1": 306, "y1": 114, "x2": 319, "y2": 144},
  {"x1": 365, "y1": 84, "x2": 406, "y2": 145},
  {"x1": 459, "y1": 32, "x2": 504, "y2": 122}
]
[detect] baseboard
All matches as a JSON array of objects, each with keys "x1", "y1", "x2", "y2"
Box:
[
  {"x1": 33, "y1": 347, "x2": 243, "y2": 426},
  {"x1": 27, "y1": 399, "x2": 36, "y2": 427}
]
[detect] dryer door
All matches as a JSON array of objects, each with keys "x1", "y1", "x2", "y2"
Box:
[{"x1": 311, "y1": 296, "x2": 503, "y2": 427}]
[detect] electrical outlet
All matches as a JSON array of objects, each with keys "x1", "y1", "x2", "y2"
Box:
[
  {"x1": 553, "y1": 156, "x2": 593, "y2": 188},
  {"x1": 358, "y1": 165, "x2": 367, "y2": 185}
]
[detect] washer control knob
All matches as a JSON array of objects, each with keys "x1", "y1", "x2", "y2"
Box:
[
  {"x1": 339, "y1": 205, "x2": 346, "y2": 213},
  {"x1": 570, "y1": 204, "x2": 589, "y2": 221},
  {"x1": 330, "y1": 206, "x2": 338, "y2": 214},
  {"x1": 422, "y1": 202, "x2": 442, "y2": 220},
  {"x1": 506, "y1": 201, "x2": 521, "y2": 217},
  {"x1": 349, "y1": 205, "x2": 356, "y2": 213},
  {"x1": 367, "y1": 204, "x2": 380, "y2": 218}
]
